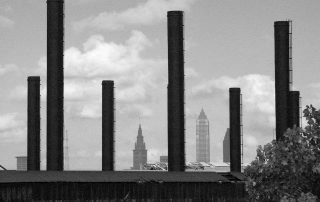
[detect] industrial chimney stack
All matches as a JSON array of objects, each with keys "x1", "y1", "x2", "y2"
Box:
[
  {"x1": 288, "y1": 91, "x2": 300, "y2": 128},
  {"x1": 102, "y1": 80, "x2": 115, "y2": 171},
  {"x1": 167, "y1": 11, "x2": 185, "y2": 172},
  {"x1": 274, "y1": 21, "x2": 290, "y2": 141},
  {"x1": 47, "y1": 0, "x2": 64, "y2": 171},
  {"x1": 27, "y1": 76, "x2": 41, "y2": 171},
  {"x1": 275, "y1": 21, "x2": 301, "y2": 139},
  {"x1": 229, "y1": 88, "x2": 241, "y2": 172}
]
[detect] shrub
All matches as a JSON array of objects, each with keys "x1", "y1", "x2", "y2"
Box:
[{"x1": 244, "y1": 105, "x2": 320, "y2": 201}]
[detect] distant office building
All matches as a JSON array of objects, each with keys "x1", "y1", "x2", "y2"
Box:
[
  {"x1": 196, "y1": 109, "x2": 210, "y2": 163},
  {"x1": 16, "y1": 156, "x2": 27, "y2": 171},
  {"x1": 160, "y1": 156, "x2": 168, "y2": 163},
  {"x1": 223, "y1": 128, "x2": 230, "y2": 163},
  {"x1": 132, "y1": 124, "x2": 147, "y2": 170}
]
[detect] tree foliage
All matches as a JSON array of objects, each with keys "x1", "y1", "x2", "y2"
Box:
[{"x1": 244, "y1": 105, "x2": 320, "y2": 201}]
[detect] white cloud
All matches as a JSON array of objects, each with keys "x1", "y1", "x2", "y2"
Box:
[
  {"x1": 74, "y1": 102, "x2": 153, "y2": 120},
  {"x1": 148, "y1": 148, "x2": 163, "y2": 162},
  {"x1": 0, "y1": 113, "x2": 23, "y2": 131},
  {"x1": 9, "y1": 83, "x2": 46, "y2": 101},
  {"x1": 0, "y1": 15, "x2": 14, "y2": 28},
  {"x1": 36, "y1": 31, "x2": 165, "y2": 119},
  {"x1": 64, "y1": 31, "x2": 153, "y2": 78},
  {"x1": 69, "y1": 0, "x2": 101, "y2": 6},
  {"x1": 185, "y1": 67, "x2": 198, "y2": 79},
  {"x1": 0, "y1": 5, "x2": 12, "y2": 13},
  {"x1": 244, "y1": 135, "x2": 258, "y2": 147},
  {"x1": 0, "y1": 113, "x2": 26, "y2": 143},
  {"x1": 64, "y1": 79, "x2": 101, "y2": 101},
  {"x1": 192, "y1": 74, "x2": 275, "y2": 115},
  {"x1": 0, "y1": 64, "x2": 18, "y2": 76},
  {"x1": 308, "y1": 82, "x2": 320, "y2": 89},
  {"x1": 40, "y1": 31, "x2": 156, "y2": 80},
  {"x1": 0, "y1": 128, "x2": 26, "y2": 143},
  {"x1": 307, "y1": 83, "x2": 320, "y2": 101},
  {"x1": 79, "y1": 102, "x2": 101, "y2": 119},
  {"x1": 73, "y1": 0, "x2": 196, "y2": 31},
  {"x1": 119, "y1": 104, "x2": 153, "y2": 118},
  {"x1": 8, "y1": 86, "x2": 26, "y2": 99},
  {"x1": 72, "y1": 150, "x2": 91, "y2": 158},
  {"x1": 94, "y1": 151, "x2": 102, "y2": 158}
]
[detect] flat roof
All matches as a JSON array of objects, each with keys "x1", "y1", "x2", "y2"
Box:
[{"x1": 0, "y1": 171, "x2": 245, "y2": 183}]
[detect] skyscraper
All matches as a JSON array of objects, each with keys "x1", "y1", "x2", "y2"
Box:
[
  {"x1": 132, "y1": 124, "x2": 147, "y2": 170},
  {"x1": 196, "y1": 109, "x2": 210, "y2": 163},
  {"x1": 223, "y1": 128, "x2": 230, "y2": 163}
]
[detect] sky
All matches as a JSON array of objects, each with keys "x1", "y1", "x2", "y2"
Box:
[{"x1": 0, "y1": 0, "x2": 320, "y2": 170}]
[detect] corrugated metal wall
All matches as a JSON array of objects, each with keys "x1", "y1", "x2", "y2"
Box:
[{"x1": 0, "y1": 182, "x2": 246, "y2": 201}]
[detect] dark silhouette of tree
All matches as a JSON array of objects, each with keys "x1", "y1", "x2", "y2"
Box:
[{"x1": 244, "y1": 105, "x2": 320, "y2": 202}]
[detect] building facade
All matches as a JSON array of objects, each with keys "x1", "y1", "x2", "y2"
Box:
[
  {"x1": 223, "y1": 128, "x2": 230, "y2": 163},
  {"x1": 160, "y1": 156, "x2": 168, "y2": 163},
  {"x1": 196, "y1": 109, "x2": 210, "y2": 162},
  {"x1": 132, "y1": 125, "x2": 147, "y2": 170},
  {"x1": 16, "y1": 156, "x2": 27, "y2": 171}
]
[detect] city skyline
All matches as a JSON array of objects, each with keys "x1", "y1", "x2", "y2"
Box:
[{"x1": 0, "y1": 0, "x2": 320, "y2": 170}]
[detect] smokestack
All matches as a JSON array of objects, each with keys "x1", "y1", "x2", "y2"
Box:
[
  {"x1": 102, "y1": 80, "x2": 114, "y2": 171},
  {"x1": 288, "y1": 91, "x2": 300, "y2": 128},
  {"x1": 27, "y1": 76, "x2": 41, "y2": 171},
  {"x1": 167, "y1": 11, "x2": 185, "y2": 172},
  {"x1": 229, "y1": 88, "x2": 241, "y2": 172},
  {"x1": 274, "y1": 21, "x2": 290, "y2": 141},
  {"x1": 47, "y1": 0, "x2": 64, "y2": 171}
]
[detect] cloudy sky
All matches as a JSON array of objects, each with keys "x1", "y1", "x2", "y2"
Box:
[{"x1": 0, "y1": 0, "x2": 320, "y2": 170}]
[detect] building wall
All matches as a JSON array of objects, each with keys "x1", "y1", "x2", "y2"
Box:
[
  {"x1": 133, "y1": 149, "x2": 147, "y2": 170},
  {"x1": 223, "y1": 128, "x2": 230, "y2": 163},
  {"x1": 0, "y1": 181, "x2": 247, "y2": 201},
  {"x1": 16, "y1": 156, "x2": 27, "y2": 171},
  {"x1": 160, "y1": 156, "x2": 168, "y2": 163}
]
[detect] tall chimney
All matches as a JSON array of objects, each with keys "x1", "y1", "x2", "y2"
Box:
[
  {"x1": 47, "y1": 0, "x2": 64, "y2": 171},
  {"x1": 229, "y1": 88, "x2": 241, "y2": 172},
  {"x1": 274, "y1": 21, "x2": 290, "y2": 141},
  {"x1": 288, "y1": 91, "x2": 300, "y2": 128},
  {"x1": 167, "y1": 11, "x2": 185, "y2": 172},
  {"x1": 27, "y1": 76, "x2": 41, "y2": 171},
  {"x1": 102, "y1": 80, "x2": 114, "y2": 171}
]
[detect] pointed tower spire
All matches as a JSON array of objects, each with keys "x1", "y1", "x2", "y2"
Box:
[
  {"x1": 138, "y1": 124, "x2": 142, "y2": 137},
  {"x1": 198, "y1": 108, "x2": 207, "y2": 120}
]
